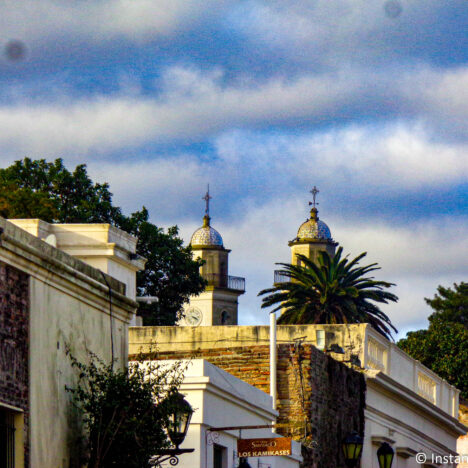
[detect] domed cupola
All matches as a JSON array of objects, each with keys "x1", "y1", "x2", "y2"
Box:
[
  {"x1": 295, "y1": 207, "x2": 333, "y2": 242},
  {"x1": 288, "y1": 186, "x2": 337, "y2": 264},
  {"x1": 190, "y1": 214, "x2": 224, "y2": 248}
]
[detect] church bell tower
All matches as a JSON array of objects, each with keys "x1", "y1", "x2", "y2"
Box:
[{"x1": 180, "y1": 186, "x2": 245, "y2": 327}]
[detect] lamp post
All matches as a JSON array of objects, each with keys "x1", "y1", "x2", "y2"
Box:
[
  {"x1": 149, "y1": 393, "x2": 195, "y2": 467},
  {"x1": 342, "y1": 432, "x2": 363, "y2": 467},
  {"x1": 377, "y1": 442, "x2": 394, "y2": 468}
]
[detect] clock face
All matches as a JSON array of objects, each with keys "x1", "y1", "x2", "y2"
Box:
[{"x1": 185, "y1": 307, "x2": 203, "y2": 326}]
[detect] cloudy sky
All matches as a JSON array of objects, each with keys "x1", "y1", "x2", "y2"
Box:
[{"x1": 0, "y1": 0, "x2": 466, "y2": 338}]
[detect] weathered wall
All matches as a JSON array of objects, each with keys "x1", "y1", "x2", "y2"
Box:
[
  {"x1": 0, "y1": 260, "x2": 29, "y2": 465},
  {"x1": 132, "y1": 344, "x2": 366, "y2": 468},
  {"x1": 1, "y1": 216, "x2": 139, "y2": 468}
]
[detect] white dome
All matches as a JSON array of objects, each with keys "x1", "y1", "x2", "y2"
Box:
[
  {"x1": 296, "y1": 208, "x2": 333, "y2": 241},
  {"x1": 190, "y1": 216, "x2": 223, "y2": 247},
  {"x1": 297, "y1": 219, "x2": 332, "y2": 240}
]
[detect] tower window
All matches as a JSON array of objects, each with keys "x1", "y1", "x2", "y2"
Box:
[{"x1": 221, "y1": 310, "x2": 230, "y2": 325}]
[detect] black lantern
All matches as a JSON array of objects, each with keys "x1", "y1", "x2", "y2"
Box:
[
  {"x1": 166, "y1": 393, "x2": 193, "y2": 448},
  {"x1": 342, "y1": 432, "x2": 363, "y2": 467},
  {"x1": 377, "y1": 442, "x2": 394, "y2": 468}
]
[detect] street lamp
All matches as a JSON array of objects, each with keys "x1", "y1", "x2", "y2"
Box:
[
  {"x1": 166, "y1": 393, "x2": 194, "y2": 448},
  {"x1": 342, "y1": 432, "x2": 363, "y2": 467},
  {"x1": 149, "y1": 393, "x2": 195, "y2": 467},
  {"x1": 377, "y1": 442, "x2": 394, "y2": 468}
]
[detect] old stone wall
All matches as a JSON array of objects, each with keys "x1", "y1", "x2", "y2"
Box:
[
  {"x1": 133, "y1": 343, "x2": 366, "y2": 468},
  {"x1": 0, "y1": 260, "x2": 29, "y2": 465}
]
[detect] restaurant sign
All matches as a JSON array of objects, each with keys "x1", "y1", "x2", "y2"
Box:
[{"x1": 237, "y1": 437, "x2": 292, "y2": 457}]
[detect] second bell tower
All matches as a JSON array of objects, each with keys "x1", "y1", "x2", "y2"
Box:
[{"x1": 181, "y1": 187, "x2": 245, "y2": 327}]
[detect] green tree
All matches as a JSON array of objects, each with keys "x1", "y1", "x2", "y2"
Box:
[
  {"x1": 398, "y1": 282, "x2": 468, "y2": 398},
  {"x1": 66, "y1": 349, "x2": 189, "y2": 468},
  {"x1": 0, "y1": 158, "x2": 206, "y2": 325},
  {"x1": 119, "y1": 208, "x2": 206, "y2": 325},
  {"x1": 258, "y1": 247, "x2": 398, "y2": 339},
  {"x1": 0, "y1": 158, "x2": 120, "y2": 223},
  {"x1": 425, "y1": 282, "x2": 468, "y2": 325}
]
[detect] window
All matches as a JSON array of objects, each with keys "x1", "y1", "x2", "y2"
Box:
[
  {"x1": 213, "y1": 444, "x2": 227, "y2": 468},
  {"x1": 316, "y1": 329, "x2": 326, "y2": 350},
  {"x1": 221, "y1": 310, "x2": 230, "y2": 325},
  {"x1": 0, "y1": 408, "x2": 15, "y2": 468}
]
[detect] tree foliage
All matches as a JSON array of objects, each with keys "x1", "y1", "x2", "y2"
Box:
[
  {"x1": 258, "y1": 247, "x2": 398, "y2": 339},
  {"x1": 398, "y1": 282, "x2": 468, "y2": 398},
  {"x1": 425, "y1": 282, "x2": 468, "y2": 326},
  {"x1": 0, "y1": 158, "x2": 206, "y2": 324},
  {"x1": 119, "y1": 208, "x2": 206, "y2": 325},
  {"x1": 66, "y1": 349, "x2": 188, "y2": 468}
]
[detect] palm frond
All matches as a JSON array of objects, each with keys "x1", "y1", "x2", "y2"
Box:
[{"x1": 261, "y1": 247, "x2": 398, "y2": 339}]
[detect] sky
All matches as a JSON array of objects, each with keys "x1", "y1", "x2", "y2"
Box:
[{"x1": 0, "y1": 0, "x2": 466, "y2": 339}]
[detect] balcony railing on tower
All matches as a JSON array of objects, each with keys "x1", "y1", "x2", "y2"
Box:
[
  {"x1": 204, "y1": 273, "x2": 245, "y2": 292},
  {"x1": 274, "y1": 270, "x2": 291, "y2": 284}
]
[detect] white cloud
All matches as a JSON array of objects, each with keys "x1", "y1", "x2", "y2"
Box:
[
  {"x1": 0, "y1": 64, "x2": 467, "y2": 165},
  {"x1": 229, "y1": 0, "x2": 465, "y2": 67},
  {"x1": 90, "y1": 156, "x2": 207, "y2": 215},
  {"x1": 0, "y1": 0, "x2": 227, "y2": 44},
  {"x1": 79, "y1": 118, "x2": 468, "y2": 227}
]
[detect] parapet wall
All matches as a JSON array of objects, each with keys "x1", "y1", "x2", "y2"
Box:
[{"x1": 129, "y1": 323, "x2": 367, "y2": 356}]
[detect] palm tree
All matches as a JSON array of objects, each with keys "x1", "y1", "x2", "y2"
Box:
[{"x1": 258, "y1": 247, "x2": 398, "y2": 339}]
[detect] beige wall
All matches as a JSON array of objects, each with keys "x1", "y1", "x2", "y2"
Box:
[
  {"x1": 29, "y1": 278, "x2": 132, "y2": 468},
  {"x1": 290, "y1": 241, "x2": 335, "y2": 265},
  {"x1": 129, "y1": 323, "x2": 367, "y2": 355},
  {"x1": 1, "y1": 217, "x2": 138, "y2": 468},
  {"x1": 192, "y1": 247, "x2": 229, "y2": 279}
]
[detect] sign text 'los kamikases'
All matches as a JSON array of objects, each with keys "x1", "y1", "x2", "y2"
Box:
[{"x1": 237, "y1": 437, "x2": 292, "y2": 458}]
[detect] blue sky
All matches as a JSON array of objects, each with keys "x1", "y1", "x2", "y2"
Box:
[{"x1": 0, "y1": 0, "x2": 466, "y2": 338}]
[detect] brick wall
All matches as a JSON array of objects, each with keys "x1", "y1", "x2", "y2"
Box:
[
  {"x1": 0, "y1": 260, "x2": 29, "y2": 465},
  {"x1": 135, "y1": 342, "x2": 365, "y2": 468}
]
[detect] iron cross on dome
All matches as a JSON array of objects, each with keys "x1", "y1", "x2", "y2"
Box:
[
  {"x1": 309, "y1": 186, "x2": 319, "y2": 208},
  {"x1": 202, "y1": 184, "x2": 212, "y2": 216}
]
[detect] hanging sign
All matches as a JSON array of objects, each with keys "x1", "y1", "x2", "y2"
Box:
[{"x1": 237, "y1": 437, "x2": 292, "y2": 457}]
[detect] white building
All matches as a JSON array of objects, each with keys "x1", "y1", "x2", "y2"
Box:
[
  {"x1": 0, "y1": 217, "x2": 143, "y2": 467},
  {"x1": 155, "y1": 359, "x2": 302, "y2": 468},
  {"x1": 357, "y1": 325, "x2": 465, "y2": 468}
]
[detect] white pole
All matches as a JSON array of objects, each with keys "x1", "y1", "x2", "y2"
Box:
[{"x1": 270, "y1": 311, "x2": 277, "y2": 411}]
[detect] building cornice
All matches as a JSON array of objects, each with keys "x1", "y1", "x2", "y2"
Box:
[
  {"x1": 366, "y1": 370, "x2": 467, "y2": 436},
  {"x1": 181, "y1": 377, "x2": 277, "y2": 422},
  {"x1": 0, "y1": 218, "x2": 137, "y2": 321}
]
